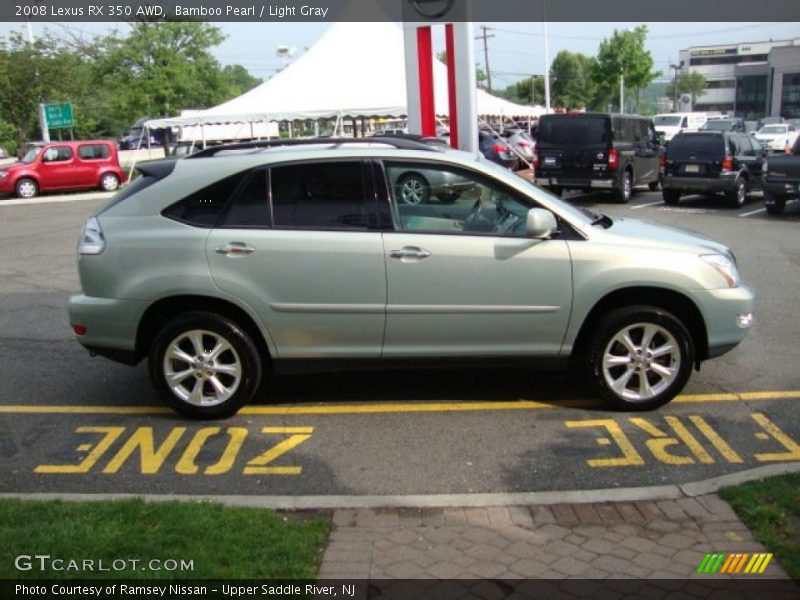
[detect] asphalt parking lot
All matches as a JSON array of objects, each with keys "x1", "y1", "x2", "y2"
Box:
[{"x1": 0, "y1": 188, "x2": 798, "y2": 498}]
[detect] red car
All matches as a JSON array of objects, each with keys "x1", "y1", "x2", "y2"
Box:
[{"x1": 0, "y1": 140, "x2": 125, "y2": 199}]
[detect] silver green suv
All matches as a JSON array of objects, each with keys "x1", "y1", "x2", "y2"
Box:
[{"x1": 69, "y1": 138, "x2": 754, "y2": 419}]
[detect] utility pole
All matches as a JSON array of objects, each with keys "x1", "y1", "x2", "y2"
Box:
[{"x1": 475, "y1": 25, "x2": 494, "y2": 92}]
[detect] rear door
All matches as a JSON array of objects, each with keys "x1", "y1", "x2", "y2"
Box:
[
  {"x1": 537, "y1": 115, "x2": 611, "y2": 181},
  {"x1": 631, "y1": 118, "x2": 660, "y2": 186},
  {"x1": 665, "y1": 134, "x2": 725, "y2": 179},
  {"x1": 206, "y1": 160, "x2": 387, "y2": 359},
  {"x1": 734, "y1": 134, "x2": 763, "y2": 183}
]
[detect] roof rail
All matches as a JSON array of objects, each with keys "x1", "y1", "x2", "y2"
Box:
[{"x1": 186, "y1": 136, "x2": 442, "y2": 158}]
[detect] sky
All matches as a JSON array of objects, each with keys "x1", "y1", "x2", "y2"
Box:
[{"x1": 2, "y1": 20, "x2": 799, "y2": 91}]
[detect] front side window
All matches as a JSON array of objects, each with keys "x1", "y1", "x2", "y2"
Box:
[
  {"x1": 385, "y1": 161, "x2": 534, "y2": 237},
  {"x1": 42, "y1": 146, "x2": 73, "y2": 162},
  {"x1": 271, "y1": 161, "x2": 370, "y2": 230}
]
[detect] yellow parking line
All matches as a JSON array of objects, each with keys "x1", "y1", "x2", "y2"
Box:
[{"x1": 0, "y1": 390, "x2": 797, "y2": 416}]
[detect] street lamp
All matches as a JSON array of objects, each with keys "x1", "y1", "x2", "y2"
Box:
[{"x1": 670, "y1": 64, "x2": 681, "y2": 112}]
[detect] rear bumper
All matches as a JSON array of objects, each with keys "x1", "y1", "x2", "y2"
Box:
[
  {"x1": 535, "y1": 172, "x2": 620, "y2": 190},
  {"x1": 68, "y1": 294, "x2": 146, "y2": 364},
  {"x1": 763, "y1": 178, "x2": 800, "y2": 198},
  {"x1": 662, "y1": 174, "x2": 737, "y2": 194}
]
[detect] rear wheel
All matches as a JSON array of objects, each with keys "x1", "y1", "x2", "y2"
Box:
[
  {"x1": 397, "y1": 173, "x2": 430, "y2": 205},
  {"x1": 764, "y1": 191, "x2": 787, "y2": 215},
  {"x1": 15, "y1": 178, "x2": 38, "y2": 199},
  {"x1": 149, "y1": 312, "x2": 262, "y2": 419},
  {"x1": 613, "y1": 170, "x2": 632, "y2": 203},
  {"x1": 99, "y1": 173, "x2": 120, "y2": 192},
  {"x1": 662, "y1": 189, "x2": 680, "y2": 205},
  {"x1": 726, "y1": 178, "x2": 747, "y2": 208},
  {"x1": 582, "y1": 305, "x2": 694, "y2": 411}
]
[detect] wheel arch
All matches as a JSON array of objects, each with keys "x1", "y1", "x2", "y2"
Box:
[
  {"x1": 571, "y1": 286, "x2": 709, "y2": 368},
  {"x1": 135, "y1": 294, "x2": 273, "y2": 369}
]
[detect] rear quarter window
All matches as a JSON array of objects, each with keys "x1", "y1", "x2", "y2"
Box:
[{"x1": 163, "y1": 172, "x2": 245, "y2": 227}]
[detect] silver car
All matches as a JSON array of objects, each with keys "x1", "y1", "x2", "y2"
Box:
[{"x1": 69, "y1": 138, "x2": 754, "y2": 419}]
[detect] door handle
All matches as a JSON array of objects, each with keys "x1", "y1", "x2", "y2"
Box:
[
  {"x1": 215, "y1": 242, "x2": 255, "y2": 256},
  {"x1": 389, "y1": 246, "x2": 431, "y2": 260}
]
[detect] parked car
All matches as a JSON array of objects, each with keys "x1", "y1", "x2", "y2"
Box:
[
  {"x1": 661, "y1": 131, "x2": 766, "y2": 207},
  {"x1": 502, "y1": 129, "x2": 535, "y2": 165},
  {"x1": 762, "y1": 136, "x2": 800, "y2": 215},
  {"x1": 756, "y1": 116, "x2": 783, "y2": 130},
  {"x1": 535, "y1": 112, "x2": 661, "y2": 202},
  {"x1": 0, "y1": 140, "x2": 125, "y2": 199},
  {"x1": 119, "y1": 117, "x2": 161, "y2": 150},
  {"x1": 700, "y1": 118, "x2": 746, "y2": 133},
  {"x1": 68, "y1": 137, "x2": 753, "y2": 419},
  {"x1": 652, "y1": 112, "x2": 709, "y2": 143},
  {"x1": 478, "y1": 130, "x2": 519, "y2": 170},
  {"x1": 754, "y1": 123, "x2": 798, "y2": 153},
  {"x1": 744, "y1": 120, "x2": 759, "y2": 134}
]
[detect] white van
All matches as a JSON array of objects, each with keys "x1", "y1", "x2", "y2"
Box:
[{"x1": 652, "y1": 112, "x2": 709, "y2": 142}]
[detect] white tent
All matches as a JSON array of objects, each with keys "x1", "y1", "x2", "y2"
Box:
[{"x1": 146, "y1": 22, "x2": 544, "y2": 133}]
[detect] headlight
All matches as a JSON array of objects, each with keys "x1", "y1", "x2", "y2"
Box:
[
  {"x1": 0, "y1": 171, "x2": 8, "y2": 179},
  {"x1": 701, "y1": 254, "x2": 740, "y2": 288}
]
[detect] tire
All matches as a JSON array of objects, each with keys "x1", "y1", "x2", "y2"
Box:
[
  {"x1": 581, "y1": 305, "x2": 694, "y2": 411},
  {"x1": 613, "y1": 170, "x2": 632, "y2": 203},
  {"x1": 149, "y1": 312, "x2": 262, "y2": 419},
  {"x1": 100, "y1": 173, "x2": 120, "y2": 192},
  {"x1": 726, "y1": 178, "x2": 746, "y2": 208},
  {"x1": 397, "y1": 173, "x2": 430, "y2": 205},
  {"x1": 15, "y1": 178, "x2": 38, "y2": 199},
  {"x1": 662, "y1": 189, "x2": 681, "y2": 205},
  {"x1": 764, "y1": 191, "x2": 786, "y2": 215}
]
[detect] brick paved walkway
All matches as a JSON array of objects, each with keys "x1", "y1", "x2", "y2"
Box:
[{"x1": 319, "y1": 495, "x2": 788, "y2": 580}]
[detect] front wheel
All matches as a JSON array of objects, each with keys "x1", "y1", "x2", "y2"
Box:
[
  {"x1": 15, "y1": 178, "x2": 38, "y2": 199},
  {"x1": 582, "y1": 306, "x2": 694, "y2": 411},
  {"x1": 149, "y1": 312, "x2": 262, "y2": 419}
]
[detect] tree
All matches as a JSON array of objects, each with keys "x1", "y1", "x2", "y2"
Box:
[
  {"x1": 436, "y1": 51, "x2": 488, "y2": 89},
  {"x1": 0, "y1": 32, "x2": 91, "y2": 146},
  {"x1": 550, "y1": 51, "x2": 597, "y2": 110},
  {"x1": 92, "y1": 22, "x2": 234, "y2": 133},
  {"x1": 501, "y1": 76, "x2": 545, "y2": 105},
  {"x1": 666, "y1": 71, "x2": 707, "y2": 109},
  {"x1": 592, "y1": 26, "x2": 660, "y2": 113},
  {"x1": 222, "y1": 64, "x2": 262, "y2": 97}
]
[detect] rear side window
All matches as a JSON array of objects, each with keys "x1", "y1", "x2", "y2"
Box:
[
  {"x1": 78, "y1": 144, "x2": 111, "y2": 160},
  {"x1": 219, "y1": 170, "x2": 270, "y2": 228},
  {"x1": 163, "y1": 172, "x2": 244, "y2": 227},
  {"x1": 667, "y1": 134, "x2": 724, "y2": 159},
  {"x1": 538, "y1": 116, "x2": 609, "y2": 146},
  {"x1": 271, "y1": 161, "x2": 370, "y2": 230}
]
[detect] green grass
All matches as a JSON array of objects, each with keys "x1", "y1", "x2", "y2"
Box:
[
  {"x1": 0, "y1": 499, "x2": 330, "y2": 579},
  {"x1": 719, "y1": 473, "x2": 800, "y2": 579}
]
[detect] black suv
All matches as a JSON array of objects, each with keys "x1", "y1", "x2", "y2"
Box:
[
  {"x1": 661, "y1": 131, "x2": 767, "y2": 208},
  {"x1": 534, "y1": 112, "x2": 661, "y2": 203}
]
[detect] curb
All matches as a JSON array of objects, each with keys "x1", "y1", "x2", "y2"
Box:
[{"x1": 3, "y1": 463, "x2": 798, "y2": 510}]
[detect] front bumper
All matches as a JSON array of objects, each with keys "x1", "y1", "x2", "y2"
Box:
[{"x1": 693, "y1": 284, "x2": 755, "y2": 361}]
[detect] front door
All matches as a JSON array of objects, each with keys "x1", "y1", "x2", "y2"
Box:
[{"x1": 380, "y1": 161, "x2": 573, "y2": 358}]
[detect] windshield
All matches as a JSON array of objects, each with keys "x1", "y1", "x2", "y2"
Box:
[
  {"x1": 653, "y1": 116, "x2": 682, "y2": 126},
  {"x1": 21, "y1": 147, "x2": 41, "y2": 163},
  {"x1": 759, "y1": 125, "x2": 786, "y2": 134}
]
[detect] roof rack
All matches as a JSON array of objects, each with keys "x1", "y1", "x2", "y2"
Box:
[{"x1": 186, "y1": 136, "x2": 443, "y2": 158}]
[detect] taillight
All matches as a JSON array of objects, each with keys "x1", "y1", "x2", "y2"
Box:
[
  {"x1": 659, "y1": 154, "x2": 666, "y2": 172},
  {"x1": 721, "y1": 156, "x2": 734, "y2": 172},
  {"x1": 492, "y1": 143, "x2": 507, "y2": 154},
  {"x1": 518, "y1": 140, "x2": 532, "y2": 148},
  {"x1": 608, "y1": 148, "x2": 619, "y2": 170},
  {"x1": 78, "y1": 217, "x2": 106, "y2": 255},
  {"x1": 72, "y1": 324, "x2": 87, "y2": 336},
  {"x1": 533, "y1": 148, "x2": 540, "y2": 168}
]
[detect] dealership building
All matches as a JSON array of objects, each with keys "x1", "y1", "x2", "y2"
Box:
[{"x1": 677, "y1": 39, "x2": 800, "y2": 119}]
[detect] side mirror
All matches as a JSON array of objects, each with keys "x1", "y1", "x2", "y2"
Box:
[{"x1": 526, "y1": 208, "x2": 558, "y2": 239}]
